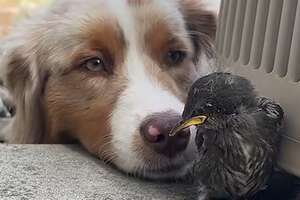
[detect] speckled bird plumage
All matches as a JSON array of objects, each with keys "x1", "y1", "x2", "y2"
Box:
[{"x1": 183, "y1": 72, "x2": 284, "y2": 199}]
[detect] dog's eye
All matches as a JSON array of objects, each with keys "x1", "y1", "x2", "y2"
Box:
[
  {"x1": 83, "y1": 57, "x2": 106, "y2": 72},
  {"x1": 165, "y1": 50, "x2": 186, "y2": 66}
]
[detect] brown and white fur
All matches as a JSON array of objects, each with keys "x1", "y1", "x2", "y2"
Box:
[{"x1": 0, "y1": 0, "x2": 217, "y2": 179}]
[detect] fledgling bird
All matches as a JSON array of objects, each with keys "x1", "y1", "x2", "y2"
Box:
[{"x1": 170, "y1": 72, "x2": 284, "y2": 199}]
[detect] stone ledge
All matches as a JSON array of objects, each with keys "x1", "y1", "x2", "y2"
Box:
[{"x1": 0, "y1": 144, "x2": 198, "y2": 200}]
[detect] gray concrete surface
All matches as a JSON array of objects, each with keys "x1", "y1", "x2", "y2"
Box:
[{"x1": 0, "y1": 144, "x2": 201, "y2": 200}]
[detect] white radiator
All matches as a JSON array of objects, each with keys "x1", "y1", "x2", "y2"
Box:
[{"x1": 216, "y1": 0, "x2": 300, "y2": 176}]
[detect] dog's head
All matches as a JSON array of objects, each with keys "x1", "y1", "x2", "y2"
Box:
[{"x1": 0, "y1": 0, "x2": 216, "y2": 179}]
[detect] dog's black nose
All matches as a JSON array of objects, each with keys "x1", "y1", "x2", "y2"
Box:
[{"x1": 140, "y1": 111, "x2": 190, "y2": 158}]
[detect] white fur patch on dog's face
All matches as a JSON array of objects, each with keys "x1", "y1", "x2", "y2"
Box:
[
  {"x1": 107, "y1": 0, "x2": 207, "y2": 178},
  {"x1": 110, "y1": 48, "x2": 186, "y2": 175}
]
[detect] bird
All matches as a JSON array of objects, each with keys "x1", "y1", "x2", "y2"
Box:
[{"x1": 170, "y1": 72, "x2": 284, "y2": 199}]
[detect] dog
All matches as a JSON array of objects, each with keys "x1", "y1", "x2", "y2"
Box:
[{"x1": 0, "y1": 0, "x2": 217, "y2": 180}]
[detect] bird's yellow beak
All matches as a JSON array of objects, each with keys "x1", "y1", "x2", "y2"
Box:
[{"x1": 169, "y1": 115, "x2": 207, "y2": 136}]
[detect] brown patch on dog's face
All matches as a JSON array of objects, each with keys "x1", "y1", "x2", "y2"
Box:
[
  {"x1": 180, "y1": 0, "x2": 217, "y2": 59},
  {"x1": 44, "y1": 20, "x2": 127, "y2": 157},
  {"x1": 84, "y1": 20, "x2": 127, "y2": 69},
  {"x1": 145, "y1": 21, "x2": 190, "y2": 69},
  {"x1": 143, "y1": 20, "x2": 199, "y2": 102}
]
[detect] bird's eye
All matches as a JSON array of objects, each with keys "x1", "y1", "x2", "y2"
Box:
[
  {"x1": 205, "y1": 103, "x2": 213, "y2": 108},
  {"x1": 82, "y1": 57, "x2": 105, "y2": 72},
  {"x1": 205, "y1": 103, "x2": 214, "y2": 112},
  {"x1": 165, "y1": 50, "x2": 186, "y2": 66}
]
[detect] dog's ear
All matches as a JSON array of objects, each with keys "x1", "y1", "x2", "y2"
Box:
[
  {"x1": 0, "y1": 45, "x2": 47, "y2": 143},
  {"x1": 180, "y1": 0, "x2": 217, "y2": 60}
]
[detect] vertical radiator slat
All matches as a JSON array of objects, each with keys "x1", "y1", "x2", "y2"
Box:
[
  {"x1": 216, "y1": 0, "x2": 226, "y2": 53},
  {"x1": 288, "y1": 1, "x2": 300, "y2": 82},
  {"x1": 223, "y1": 0, "x2": 238, "y2": 58},
  {"x1": 239, "y1": 0, "x2": 258, "y2": 65},
  {"x1": 249, "y1": 0, "x2": 270, "y2": 68},
  {"x1": 274, "y1": 0, "x2": 298, "y2": 78},
  {"x1": 260, "y1": 0, "x2": 284, "y2": 73},
  {"x1": 217, "y1": 0, "x2": 231, "y2": 55},
  {"x1": 230, "y1": 0, "x2": 247, "y2": 61}
]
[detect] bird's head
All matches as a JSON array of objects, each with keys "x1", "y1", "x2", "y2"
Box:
[{"x1": 170, "y1": 72, "x2": 257, "y2": 147}]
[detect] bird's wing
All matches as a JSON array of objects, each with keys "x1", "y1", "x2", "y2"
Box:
[{"x1": 256, "y1": 97, "x2": 284, "y2": 126}]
